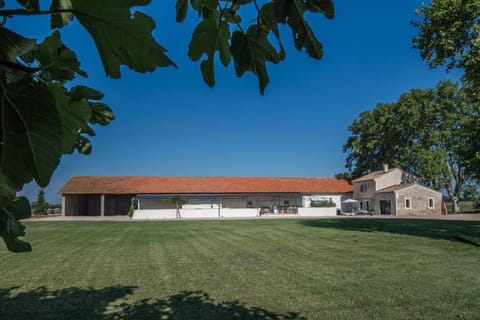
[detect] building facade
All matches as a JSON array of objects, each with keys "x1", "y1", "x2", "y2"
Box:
[
  {"x1": 352, "y1": 165, "x2": 442, "y2": 216},
  {"x1": 60, "y1": 176, "x2": 353, "y2": 218}
]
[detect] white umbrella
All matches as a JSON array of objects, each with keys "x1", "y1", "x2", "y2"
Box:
[
  {"x1": 341, "y1": 198, "x2": 360, "y2": 215},
  {"x1": 341, "y1": 198, "x2": 359, "y2": 203}
]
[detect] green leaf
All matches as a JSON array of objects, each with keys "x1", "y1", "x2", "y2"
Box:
[
  {"x1": 306, "y1": 0, "x2": 334, "y2": 19},
  {"x1": 69, "y1": 86, "x2": 114, "y2": 154},
  {"x1": 289, "y1": 0, "x2": 323, "y2": 59},
  {"x1": 190, "y1": 0, "x2": 202, "y2": 16},
  {"x1": 69, "y1": 85, "x2": 114, "y2": 126},
  {"x1": 36, "y1": 31, "x2": 87, "y2": 82},
  {"x1": 0, "y1": 79, "x2": 62, "y2": 189},
  {"x1": 0, "y1": 204, "x2": 31, "y2": 252},
  {"x1": 89, "y1": 102, "x2": 115, "y2": 126},
  {"x1": 50, "y1": 83, "x2": 92, "y2": 154},
  {"x1": 230, "y1": 25, "x2": 281, "y2": 94},
  {"x1": 260, "y1": 3, "x2": 286, "y2": 60},
  {"x1": 202, "y1": 0, "x2": 218, "y2": 10},
  {"x1": 8, "y1": 196, "x2": 31, "y2": 220},
  {"x1": 17, "y1": 0, "x2": 39, "y2": 11},
  {"x1": 217, "y1": 21, "x2": 231, "y2": 66},
  {"x1": 65, "y1": 0, "x2": 177, "y2": 78},
  {"x1": 48, "y1": 84, "x2": 114, "y2": 155},
  {"x1": 189, "y1": 16, "x2": 230, "y2": 87},
  {"x1": 0, "y1": 26, "x2": 36, "y2": 63},
  {"x1": 69, "y1": 85, "x2": 103, "y2": 101},
  {"x1": 0, "y1": 28, "x2": 36, "y2": 86},
  {"x1": 74, "y1": 136, "x2": 92, "y2": 154},
  {"x1": 0, "y1": 191, "x2": 32, "y2": 253},
  {"x1": 176, "y1": 0, "x2": 188, "y2": 22},
  {"x1": 200, "y1": 56, "x2": 214, "y2": 87},
  {"x1": 50, "y1": 0, "x2": 74, "y2": 29},
  {"x1": 0, "y1": 174, "x2": 15, "y2": 208},
  {"x1": 275, "y1": 0, "x2": 324, "y2": 59},
  {"x1": 224, "y1": 12, "x2": 241, "y2": 24},
  {"x1": 289, "y1": 17, "x2": 323, "y2": 59},
  {"x1": 189, "y1": 17, "x2": 217, "y2": 61}
]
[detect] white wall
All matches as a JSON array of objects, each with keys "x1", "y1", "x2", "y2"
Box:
[
  {"x1": 133, "y1": 207, "x2": 259, "y2": 219},
  {"x1": 297, "y1": 207, "x2": 337, "y2": 217},
  {"x1": 180, "y1": 208, "x2": 220, "y2": 218},
  {"x1": 221, "y1": 208, "x2": 258, "y2": 218},
  {"x1": 183, "y1": 203, "x2": 220, "y2": 209},
  {"x1": 133, "y1": 209, "x2": 177, "y2": 219},
  {"x1": 133, "y1": 195, "x2": 344, "y2": 219},
  {"x1": 375, "y1": 168, "x2": 403, "y2": 190}
]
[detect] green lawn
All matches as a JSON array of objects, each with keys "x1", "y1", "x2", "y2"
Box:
[{"x1": 1, "y1": 218, "x2": 479, "y2": 319}]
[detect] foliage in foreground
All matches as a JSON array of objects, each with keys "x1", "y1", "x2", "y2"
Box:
[{"x1": 0, "y1": 0, "x2": 334, "y2": 251}]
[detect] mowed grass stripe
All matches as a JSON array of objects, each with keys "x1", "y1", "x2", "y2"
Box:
[{"x1": 0, "y1": 218, "x2": 479, "y2": 319}]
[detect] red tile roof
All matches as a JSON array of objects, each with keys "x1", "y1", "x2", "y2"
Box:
[{"x1": 60, "y1": 176, "x2": 353, "y2": 195}]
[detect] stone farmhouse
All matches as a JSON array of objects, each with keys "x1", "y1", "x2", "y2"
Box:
[{"x1": 351, "y1": 165, "x2": 442, "y2": 216}]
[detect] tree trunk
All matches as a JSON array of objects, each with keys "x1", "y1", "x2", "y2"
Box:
[
  {"x1": 452, "y1": 197, "x2": 460, "y2": 213},
  {"x1": 445, "y1": 156, "x2": 461, "y2": 213},
  {"x1": 445, "y1": 183, "x2": 461, "y2": 213}
]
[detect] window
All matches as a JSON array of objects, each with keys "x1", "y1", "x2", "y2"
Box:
[
  {"x1": 428, "y1": 197, "x2": 435, "y2": 209},
  {"x1": 405, "y1": 198, "x2": 412, "y2": 209},
  {"x1": 360, "y1": 184, "x2": 368, "y2": 192},
  {"x1": 283, "y1": 200, "x2": 290, "y2": 205},
  {"x1": 247, "y1": 201, "x2": 253, "y2": 206}
]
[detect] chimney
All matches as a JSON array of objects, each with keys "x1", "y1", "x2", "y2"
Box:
[{"x1": 382, "y1": 163, "x2": 389, "y2": 173}]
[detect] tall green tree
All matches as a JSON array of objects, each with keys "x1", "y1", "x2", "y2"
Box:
[
  {"x1": 413, "y1": 0, "x2": 480, "y2": 180},
  {"x1": 413, "y1": 0, "x2": 480, "y2": 94},
  {"x1": 343, "y1": 81, "x2": 479, "y2": 212},
  {"x1": 0, "y1": 0, "x2": 334, "y2": 251},
  {"x1": 334, "y1": 172, "x2": 352, "y2": 182},
  {"x1": 461, "y1": 183, "x2": 480, "y2": 201},
  {"x1": 458, "y1": 107, "x2": 480, "y2": 181},
  {"x1": 33, "y1": 189, "x2": 48, "y2": 215}
]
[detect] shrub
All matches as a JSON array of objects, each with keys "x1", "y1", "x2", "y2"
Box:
[
  {"x1": 311, "y1": 199, "x2": 336, "y2": 207},
  {"x1": 128, "y1": 198, "x2": 136, "y2": 218}
]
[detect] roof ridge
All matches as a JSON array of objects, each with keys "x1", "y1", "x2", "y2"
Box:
[{"x1": 60, "y1": 176, "x2": 353, "y2": 194}]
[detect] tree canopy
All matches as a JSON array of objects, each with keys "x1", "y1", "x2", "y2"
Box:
[
  {"x1": 32, "y1": 189, "x2": 48, "y2": 215},
  {"x1": 413, "y1": 0, "x2": 480, "y2": 96},
  {"x1": 0, "y1": 0, "x2": 334, "y2": 251},
  {"x1": 343, "y1": 80, "x2": 479, "y2": 212},
  {"x1": 413, "y1": 0, "x2": 480, "y2": 186}
]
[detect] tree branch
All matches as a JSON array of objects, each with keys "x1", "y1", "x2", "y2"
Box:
[
  {"x1": 0, "y1": 8, "x2": 74, "y2": 17},
  {"x1": 0, "y1": 60, "x2": 39, "y2": 73}
]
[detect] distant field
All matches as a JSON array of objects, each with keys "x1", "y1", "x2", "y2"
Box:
[{"x1": 1, "y1": 219, "x2": 479, "y2": 319}]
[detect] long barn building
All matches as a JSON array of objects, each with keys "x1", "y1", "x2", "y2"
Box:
[{"x1": 60, "y1": 176, "x2": 353, "y2": 218}]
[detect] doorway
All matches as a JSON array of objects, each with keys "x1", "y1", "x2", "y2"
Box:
[{"x1": 379, "y1": 200, "x2": 392, "y2": 215}]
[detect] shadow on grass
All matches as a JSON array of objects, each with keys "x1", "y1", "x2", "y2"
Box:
[
  {"x1": 301, "y1": 218, "x2": 480, "y2": 246},
  {"x1": 0, "y1": 286, "x2": 305, "y2": 320}
]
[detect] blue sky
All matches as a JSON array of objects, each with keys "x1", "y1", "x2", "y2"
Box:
[{"x1": 11, "y1": 1, "x2": 459, "y2": 203}]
